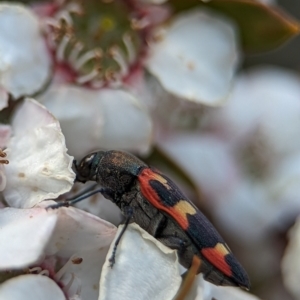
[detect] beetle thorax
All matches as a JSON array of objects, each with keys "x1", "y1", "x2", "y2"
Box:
[{"x1": 97, "y1": 150, "x2": 147, "y2": 194}]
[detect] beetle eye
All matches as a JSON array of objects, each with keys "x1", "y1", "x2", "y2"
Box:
[{"x1": 75, "y1": 153, "x2": 97, "y2": 182}]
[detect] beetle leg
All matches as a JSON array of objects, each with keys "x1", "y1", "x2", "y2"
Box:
[{"x1": 109, "y1": 207, "x2": 133, "y2": 268}]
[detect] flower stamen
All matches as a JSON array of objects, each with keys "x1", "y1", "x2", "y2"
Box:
[
  {"x1": 0, "y1": 149, "x2": 8, "y2": 165},
  {"x1": 56, "y1": 34, "x2": 73, "y2": 62},
  {"x1": 109, "y1": 46, "x2": 128, "y2": 76},
  {"x1": 76, "y1": 68, "x2": 101, "y2": 84},
  {"x1": 131, "y1": 17, "x2": 150, "y2": 30},
  {"x1": 43, "y1": 0, "x2": 147, "y2": 86},
  {"x1": 63, "y1": 272, "x2": 82, "y2": 298},
  {"x1": 74, "y1": 49, "x2": 103, "y2": 71},
  {"x1": 68, "y1": 42, "x2": 84, "y2": 64},
  {"x1": 29, "y1": 267, "x2": 50, "y2": 276},
  {"x1": 123, "y1": 33, "x2": 136, "y2": 64}
]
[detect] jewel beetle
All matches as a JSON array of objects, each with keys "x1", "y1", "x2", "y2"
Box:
[{"x1": 57, "y1": 150, "x2": 250, "y2": 289}]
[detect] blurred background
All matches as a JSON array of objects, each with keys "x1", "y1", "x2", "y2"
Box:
[{"x1": 2, "y1": 0, "x2": 300, "y2": 299}]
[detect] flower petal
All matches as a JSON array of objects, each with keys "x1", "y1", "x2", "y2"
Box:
[
  {"x1": 43, "y1": 205, "x2": 117, "y2": 300},
  {"x1": 4, "y1": 99, "x2": 75, "y2": 208},
  {"x1": 45, "y1": 206, "x2": 117, "y2": 256},
  {"x1": 282, "y1": 217, "x2": 300, "y2": 299},
  {"x1": 146, "y1": 9, "x2": 239, "y2": 105},
  {"x1": 0, "y1": 3, "x2": 51, "y2": 98},
  {"x1": 99, "y1": 223, "x2": 181, "y2": 300},
  {"x1": 208, "y1": 67, "x2": 300, "y2": 153},
  {"x1": 0, "y1": 124, "x2": 11, "y2": 148},
  {"x1": 158, "y1": 132, "x2": 238, "y2": 199},
  {"x1": 185, "y1": 276, "x2": 261, "y2": 300},
  {"x1": 0, "y1": 274, "x2": 65, "y2": 300},
  {"x1": 39, "y1": 85, "x2": 153, "y2": 158},
  {"x1": 73, "y1": 184, "x2": 123, "y2": 226},
  {"x1": 201, "y1": 278, "x2": 260, "y2": 300},
  {"x1": 0, "y1": 207, "x2": 57, "y2": 269}
]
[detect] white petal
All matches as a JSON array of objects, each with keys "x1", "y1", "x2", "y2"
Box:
[
  {"x1": 4, "y1": 99, "x2": 75, "y2": 208},
  {"x1": 39, "y1": 84, "x2": 153, "y2": 158},
  {"x1": 282, "y1": 217, "x2": 300, "y2": 299},
  {"x1": 11, "y1": 98, "x2": 60, "y2": 134},
  {"x1": 73, "y1": 183, "x2": 123, "y2": 225},
  {"x1": 187, "y1": 276, "x2": 261, "y2": 300},
  {"x1": 209, "y1": 67, "x2": 300, "y2": 153},
  {"x1": 201, "y1": 279, "x2": 260, "y2": 300},
  {"x1": 99, "y1": 223, "x2": 181, "y2": 300},
  {"x1": 265, "y1": 154, "x2": 300, "y2": 228},
  {"x1": 0, "y1": 4, "x2": 51, "y2": 98},
  {"x1": 158, "y1": 132, "x2": 238, "y2": 199},
  {"x1": 251, "y1": 67, "x2": 300, "y2": 156},
  {"x1": 0, "y1": 274, "x2": 65, "y2": 300},
  {"x1": 44, "y1": 205, "x2": 117, "y2": 300},
  {"x1": 146, "y1": 9, "x2": 239, "y2": 105},
  {"x1": 0, "y1": 124, "x2": 11, "y2": 147},
  {"x1": 45, "y1": 206, "x2": 116, "y2": 256},
  {"x1": 0, "y1": 207, "x2": 57, "y2": 269}
]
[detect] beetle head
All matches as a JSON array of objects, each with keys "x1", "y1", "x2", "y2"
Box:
[{"x1": 75, "y1": 151, "x2": 105, "y2": 183}]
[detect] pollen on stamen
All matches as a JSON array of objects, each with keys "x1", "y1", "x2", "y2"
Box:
[
  {"x1": 105, "y1": 69, "x2": 122, "y2": 87},
  {"x1": 0, "y1": 149, "x2": 8, "y2": 165}
]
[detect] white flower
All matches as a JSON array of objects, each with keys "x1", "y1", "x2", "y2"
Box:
[
  {"x1": 0, "y1": 1, "x2": 242, "y2": 160},
  {"x1": 38, "y1": 85, "x2": 153, "y2": 159},
  {"x1": 0, "y1": 275, "x2": 65, "y2": 300},
  {"x1": 146, "y1": 9, "x2": 239, "y2": 105},
  {"x1": 0, "y1": 204, "x2": 117, "y2": 300},
  {"x1": 100, "y1": 223, "x2": 182, "y2": 300},
  {"x1": 159, "y1": 67, "x2": 300, "y2": 235},
  {"x1": 0, "y1": 3, "x2": 51, "y2": 99},
  {"x1": 0, "y1": 206, "x2": 57, "y2": 269},
  {"x1": 187, "y1": 276, "x2": 261, "y2": 300},
  {"x1": 282, "y1": 217, "x2": 300, "y2": 300},
  {"x1": 157, "y1": 67, "x2": 300, "y2": 286},
  {"x1": 3, "y1": 98, "x2": 75, "y2": 208}
]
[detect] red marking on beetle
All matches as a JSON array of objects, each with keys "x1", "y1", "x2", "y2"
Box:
[
  {"x1": 201, "y1": 245, "x2": 232, "y2": 277},
  {"x1": 139, "y1": 168, "x2": 190, "y2": 229}
]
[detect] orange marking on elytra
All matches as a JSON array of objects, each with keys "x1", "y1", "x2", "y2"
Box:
[
  {"x1": 138, "y1": 168, "x2": 192, "y2": 229},
  {"x1": 201, "y1": 243, "x2": 232, "y2": 277}
]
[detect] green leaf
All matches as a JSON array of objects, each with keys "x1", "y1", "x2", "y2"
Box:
[{"x1": 169, "y1": 0, "x2": 300, "y2": 53}]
